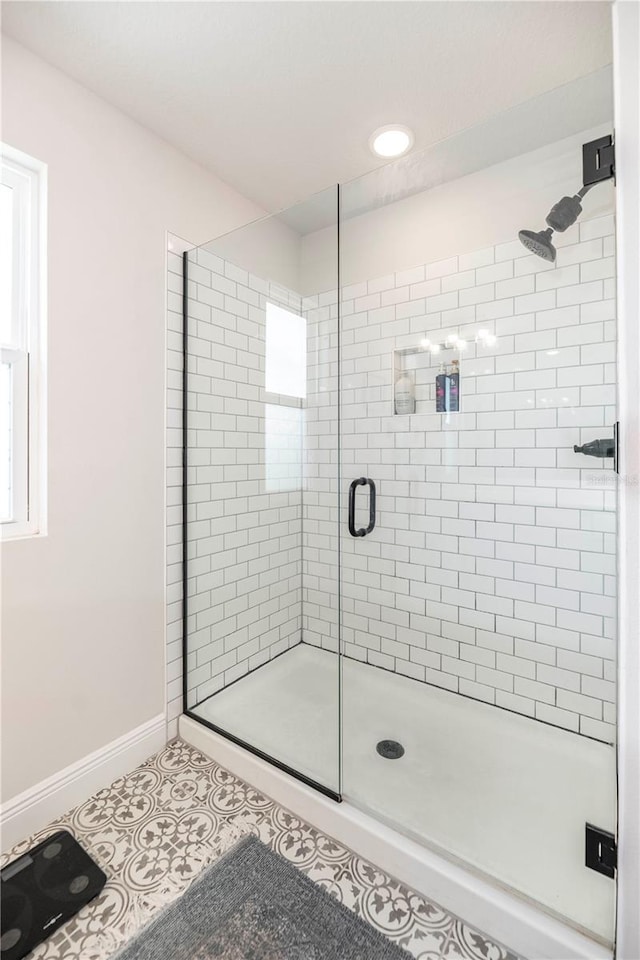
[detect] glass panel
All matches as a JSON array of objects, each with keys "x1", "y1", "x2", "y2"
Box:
[
  {"x1": 184, "y1": 186, "x2": 341, "y2": 794},
  {"x1": 339, "y1": 87, "x2": 616, "y2": 941}
]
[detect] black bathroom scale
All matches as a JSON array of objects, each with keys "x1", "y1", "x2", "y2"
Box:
[{"x1": 1, "y1": 829, "x2": 107, "y2": 959}]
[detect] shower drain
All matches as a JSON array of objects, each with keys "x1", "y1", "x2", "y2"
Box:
[{"x1": 376, "y1": 739, "x2": 405, "y2": 760}]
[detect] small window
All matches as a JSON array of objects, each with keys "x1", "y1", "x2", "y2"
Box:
[
  {"x1": 1, "y1": 145, "x2": 47, "y2": 539},
  {"x1": 264, "y1": 302, "x2": 306, "y2": 493},
  {"x1": 265, "y1": 302, "x2": 306, "y2": 399}
]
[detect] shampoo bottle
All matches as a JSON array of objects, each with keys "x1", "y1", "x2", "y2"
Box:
[
  {"x1": 435, "y1": 363, "x2": 448, "y2": 412},
  {"x1": 395, "y1": 372, "x2": 415, "y2": 415}
]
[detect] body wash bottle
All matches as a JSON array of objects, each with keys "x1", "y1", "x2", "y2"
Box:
[{"x1": 449, "y1": 359, "x2": 460, "y2": 412}]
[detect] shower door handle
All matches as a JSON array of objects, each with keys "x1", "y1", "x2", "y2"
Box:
[{"x1": 348, "y1": 478, "x2": 376, "y2": 538}]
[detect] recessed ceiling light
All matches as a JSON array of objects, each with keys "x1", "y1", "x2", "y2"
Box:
[{"x1": 369, "y1": 125, "x2": 414, "y2": 159}]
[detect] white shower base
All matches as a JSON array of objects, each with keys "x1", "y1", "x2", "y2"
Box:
[{"x1": 192, "y1": 643, "x2": 616, "y2": 945}]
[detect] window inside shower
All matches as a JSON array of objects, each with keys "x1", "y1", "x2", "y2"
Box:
[
  {"x1": 265, "y1": 302, "x2": 307, "y2": 399},
  {"x1": 181, "y1": 68, "x2": 617, "y2": 947}
]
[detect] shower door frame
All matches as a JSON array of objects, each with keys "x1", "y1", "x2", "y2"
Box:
[{"x1": 612, "y1": 3, "x2": 640, "y2": 956}]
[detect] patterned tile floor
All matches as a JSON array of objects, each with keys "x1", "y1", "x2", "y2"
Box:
[{"x1": 1, "y1": 739, "x2": 520, "y2": 960}]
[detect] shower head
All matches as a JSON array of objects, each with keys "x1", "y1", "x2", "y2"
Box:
[
  {"x1": 518, "y1": 228, "x2": 556, "y2": 263},
  {"x1": 517, "y1": 136, "x2": 615, "y2": 261},
  {"x1": 518, "y1": 184, "x2": 593, "y2": 261}
]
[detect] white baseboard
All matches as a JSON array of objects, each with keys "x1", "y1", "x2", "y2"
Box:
[
  {"x1": 1, "y1": 714, "x2": 167, "y2": 852},
  {"x1": 179, "y1": 714, "x2": 611, "y2": 960},
  {"x1": 167, "y1": 716, "x2": 179, "y2": 742}
]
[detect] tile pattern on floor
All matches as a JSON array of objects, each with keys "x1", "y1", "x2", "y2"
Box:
[{"x1": 1, "y1": 740, "x2": 519, "y2": 960}]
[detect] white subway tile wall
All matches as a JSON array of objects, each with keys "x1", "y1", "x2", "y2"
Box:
[
  {"x1": 304, "y1": 214, "x2": 617, "y2": 744},
  {"x1": 168, "y1": 213, "x2": 616, "y2": 745},
  {"x1": 167, "y1": 250, "x2": 310, "y2": 728},
  {"x1": 185, "y1": 251, "x2": 306, "y2": 709},
  {"x1": 301, "y1": 290, "x2": 340, "y2": 660}
]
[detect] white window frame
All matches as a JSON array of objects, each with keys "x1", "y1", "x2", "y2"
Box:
[{"x1": 1, "y1": 144, "x2": 47, "y2": 540}]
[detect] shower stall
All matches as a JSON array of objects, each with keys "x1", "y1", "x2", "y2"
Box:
[{"x1": 178, "y1": 80, "x2": 618, "y2": 952}]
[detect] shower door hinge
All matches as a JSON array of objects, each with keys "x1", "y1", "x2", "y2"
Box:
[
  {"x1": 583, "y1": 135, "x2": 615, "y2": 187},
  {"x1": 585, "y1": 823, "x2": 617, "y2": 879}
]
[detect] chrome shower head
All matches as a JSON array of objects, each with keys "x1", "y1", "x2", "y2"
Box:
[{"x1": 518, "y1": 228, "x2": 556, "y2": 262}]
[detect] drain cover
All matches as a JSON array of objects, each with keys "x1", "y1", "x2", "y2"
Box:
[{"x1": 376, "y1": 739, "x2": 405, "y2": 760}]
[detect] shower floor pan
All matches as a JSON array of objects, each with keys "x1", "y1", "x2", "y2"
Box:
[{"x1": 191, "y1": 643, "x2": 615, "y2": 945}]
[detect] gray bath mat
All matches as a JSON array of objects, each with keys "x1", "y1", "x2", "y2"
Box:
[{"x1": 114, "y1": 833, "x2": 408, "y2": 959}]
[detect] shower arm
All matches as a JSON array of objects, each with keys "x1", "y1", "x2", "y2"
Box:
[{"x1": 576, "y1": 184, "x2": 595, "y2": 201}]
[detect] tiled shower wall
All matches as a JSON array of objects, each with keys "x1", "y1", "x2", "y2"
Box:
[
  {"x1": 166, "y1": 249, "x2": 306, "y2": 731},
  {"x1": 179, "y1": 250, "x2": 305, "y2": 710},
  {"x1": 303, "y1": 214, "x2": 617, "y2": 744},
  {"x1": 300, "y1": 292, "x2": 340, "y2": 656}
]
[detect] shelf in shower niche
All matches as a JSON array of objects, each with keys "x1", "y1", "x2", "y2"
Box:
[{"x1": 393, "y1": 341, "x2": 459, "y2": 358}]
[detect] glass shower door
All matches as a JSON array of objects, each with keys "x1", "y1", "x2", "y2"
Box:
[
  {"x1": 183, "y1": 186, "x2": 342, "y2": 797},
  {"x1": 338, "y1": 112, "x2": 617, "y2": 943}
]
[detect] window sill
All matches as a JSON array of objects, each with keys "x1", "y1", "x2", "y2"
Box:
[{"x1": 1, "y1": 521, "x2": 47, "y2": 542}]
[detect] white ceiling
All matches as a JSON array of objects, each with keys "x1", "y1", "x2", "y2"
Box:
[{"x1": 2, "y1": 1, "x2": 613, "y2": 213}]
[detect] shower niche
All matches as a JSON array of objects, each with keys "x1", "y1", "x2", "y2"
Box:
[{"x1": 392, "y1": 342, "x2": 462, "y2": 416}]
